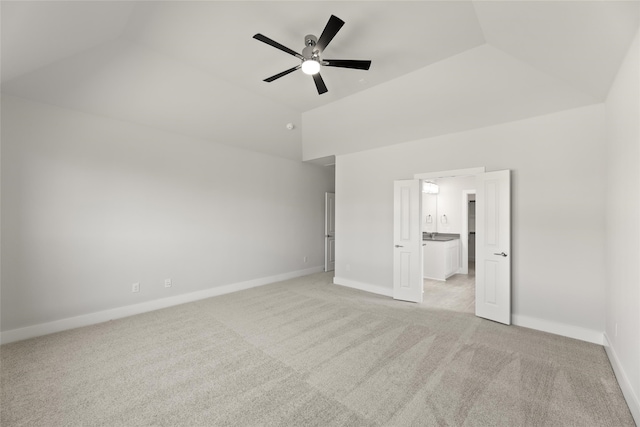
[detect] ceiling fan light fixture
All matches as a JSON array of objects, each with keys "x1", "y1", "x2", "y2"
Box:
[{"x1": 301, "y1": 59, "x2": 321, "y2": 75}]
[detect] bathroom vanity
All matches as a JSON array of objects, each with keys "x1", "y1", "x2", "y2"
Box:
[{"x1": 423, "y1": 235, "x2": 460, "y2": 281}]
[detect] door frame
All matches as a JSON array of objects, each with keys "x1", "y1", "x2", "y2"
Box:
[
  {"x1": 414, "y1": 167, "x2": 486, "y2": 181},
  {"x1": 460, "y1": 189, "x2": 476, "y2": 275}
]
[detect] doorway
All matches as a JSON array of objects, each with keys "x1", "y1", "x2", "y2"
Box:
[
  {"x1": 422, "y1": 182, "x2": 476, "y2": 314},
  {"x1": 460, "y1": 190, "x2": 476, "y2": 275},
  {"x1": 393, "y1": 167, "x2": 511, "y2": 325}
]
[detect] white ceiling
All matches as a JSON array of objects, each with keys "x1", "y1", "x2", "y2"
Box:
[{"x1": 2, "y1": 1, "x2": 639, "y2": 160}]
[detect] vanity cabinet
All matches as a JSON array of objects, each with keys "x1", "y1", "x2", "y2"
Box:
[{"x1": 423, "y1": 238, "x2": 460, "y2": 281}]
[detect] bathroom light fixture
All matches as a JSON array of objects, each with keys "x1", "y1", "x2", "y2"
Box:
[
  {"x1": 301, "y1": 59, "x2": 321, "y2": 75},
  {"x1": 423, "y1": 181, "x2": 439, "y2": 194}
]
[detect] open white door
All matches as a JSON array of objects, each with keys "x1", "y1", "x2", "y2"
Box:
[
  {"x1": 475, "y1": 170, "x2": 511, "y2": 324},
  {"x1": 393, "y1": 180, "x2": 423, "y2": 303},
  {"x1": 324, "y1": 192, "x2": 335, "y2": 272}
]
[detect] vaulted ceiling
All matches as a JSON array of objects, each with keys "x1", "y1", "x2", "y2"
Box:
[{"x1": 2, "y1": 1, "x2": 639, "y2": 160}]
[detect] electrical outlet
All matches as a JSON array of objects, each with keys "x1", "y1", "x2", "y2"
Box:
[
  {"x1": 303, "y1": 256, "x2": 308, "y2": 263},
  {"x1": 164, "y1": 278, "x2": 172, "y2": 288},
  {"x1": 132, "y1": 282, "x2": 140, "y2": 293},
  {"x1": 346, "y1": 264, "x2": 351, "y2": 272}
]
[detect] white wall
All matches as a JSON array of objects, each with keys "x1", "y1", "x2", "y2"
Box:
[
  {"x1": 604, "y1": 30, "x2": 640, "y2": 422},
  {"x1": 302, "y1": 44, "x2": 596, "y2": 161},
  {"x1": 422, "y1": 193, "x2": 437, "y2": 234},
  {"x1": 0, "y1": 95, "x2": 334, "y2": 333},
  {"x1": 428, "y1": 176, "x2": 476, "y2": 234},
  {"x1": 335, "y1": 104, "x2": 606, "y2": 341}
]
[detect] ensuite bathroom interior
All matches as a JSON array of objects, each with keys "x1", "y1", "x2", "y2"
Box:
[{"x1": 421, "y1": 176, "x2": 476, "y2": 314}]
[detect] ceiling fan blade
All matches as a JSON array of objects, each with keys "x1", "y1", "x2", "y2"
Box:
[
  {"x1": 324, "y1": 59, "x2": 372, "y2": 70},
  {"x1": 316, "y1": 15, "x2": 345, "y2": 52},
  {"x1": 264, "y1": 65, "x2": 301, "y2": 82},
  {"x1": 312, "y1": 73, "x2": 328, "y2": 95},
  {"x1": 253, "y1": 33, "x2": 304, "y2": 60}
]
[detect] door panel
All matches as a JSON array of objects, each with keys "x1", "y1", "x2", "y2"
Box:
[
  {"x1": 476, "y1": 170, "x2": 511, "y2": 324},
  {"x1": 326, "y1": 237, "x2": 335, "y2": 270},
  {"x1": 393, "y1": 180, "x2": 423, "y2": 303},
  {"x1": 325, "y1": 192, "x2": 335, "y2": 272},
  {"x1": 484, "y1": 260, "x2": 498, "y2": 304}
]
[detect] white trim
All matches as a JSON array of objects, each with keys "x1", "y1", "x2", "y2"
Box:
[
  {"x1": 335, "y1": 281, "x2": 606, "y2": 346},
  {"x1": 414, "y1": 167, "x2": 485, "y2": 180},
  {"x1": 333, "y1": 276, "x2": 393, "y2": 297},
  {"x1": 512, "y1": 314, "x2": 603, "y2": 345},
  {"x1": 604, "y1": 333, "x2": 640, "y2": 424},
  {"x1": 0, "y1": 266, "x2": 324, "y2": 345}
]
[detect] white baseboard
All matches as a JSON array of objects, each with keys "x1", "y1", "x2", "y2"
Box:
[
  {"x1": 604, "y1": 333, "x2": 640, "y2": 424},
  {"x1": 333, "y1": 276, "x2": 393, "y2": 297},
  {"x1": 512, "y1": 314, "x2": 603, "y2": 345},
  {"x1": 331, "y1": 281, "x2": 605, "y2": 346},
  {"x1": 0, "y1": 266, "x2": 324, "y2": 345}
]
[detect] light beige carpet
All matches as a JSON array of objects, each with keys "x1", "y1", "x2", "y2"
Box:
[{"x1": 1, "y1": 272, "x2": 635, "y2": 426}]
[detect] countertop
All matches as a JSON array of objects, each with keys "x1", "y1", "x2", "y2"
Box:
[{"x1": 423, "y1": 233, "x2": 460, "y2": 242}]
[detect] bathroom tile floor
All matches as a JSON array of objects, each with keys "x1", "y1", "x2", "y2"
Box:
[{"x1": 422, "y1": 262, "x2": 475, "y2": 314}]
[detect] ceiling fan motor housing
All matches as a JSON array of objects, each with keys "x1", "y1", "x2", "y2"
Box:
[
  {"x1": 305, "y1": 34, "x2": 318, "y2": 47},
  {"x1": 303, "y1": 35, "x2": 319, "y2": 59}
]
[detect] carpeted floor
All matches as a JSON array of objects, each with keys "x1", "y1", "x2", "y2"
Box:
[{"x1": 1, "y1": 272, "x2": 635, "y2": 426}]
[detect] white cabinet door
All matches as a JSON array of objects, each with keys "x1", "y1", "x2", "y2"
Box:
[
  {"x1": 423, "y1": 241, "x2": 444, "y2": 280},
  {"x1": 424, "y1": 239, "x2": 460, "y2": 280},
  {"x1": 476, "y1": 170, "x2": 511, "y2": 325},
  {"x1": 446, "y1": 242, "x2": 460, "y2": 277},
  {"x1": 393, "y1": 180, "x2": 423, "y2": 303}
]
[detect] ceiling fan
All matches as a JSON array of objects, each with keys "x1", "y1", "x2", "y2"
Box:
[{"x1": 253, "y1": 15, "x2": 372, "y2": 95}]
